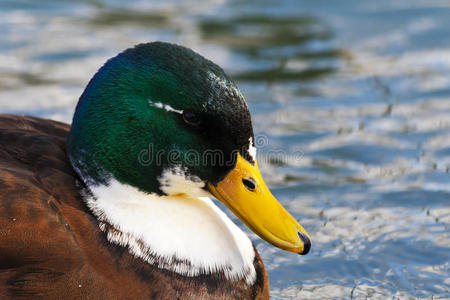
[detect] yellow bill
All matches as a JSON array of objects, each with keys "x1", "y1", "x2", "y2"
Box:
[{"x1": 207, "y1": 153, "x2": 311, "y2": 255}]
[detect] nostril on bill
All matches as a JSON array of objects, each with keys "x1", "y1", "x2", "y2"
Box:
[{"x1": 242, "y1": 177, "x2": 256, "y2": 191}]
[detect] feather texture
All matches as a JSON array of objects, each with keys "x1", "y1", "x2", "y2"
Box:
[{"x1": 0, "y1": 115, "x2": 269, "y2": 299}]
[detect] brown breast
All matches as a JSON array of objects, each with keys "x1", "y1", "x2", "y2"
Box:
[{"x1": 0, "y1": 114, "x2": 269, "y2": 300}]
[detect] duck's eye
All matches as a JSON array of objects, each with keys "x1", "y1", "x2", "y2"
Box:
[
  {"x1": 183, "y1": 111, "x2": 201, "y2": 126},
  {"x1": 242, "y1": 177, "x2": 256, "y2": 192}
]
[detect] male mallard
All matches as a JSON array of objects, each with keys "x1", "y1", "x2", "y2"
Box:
[{"x1": 0, "y1": 42, "x2": 310, "y2": 299}]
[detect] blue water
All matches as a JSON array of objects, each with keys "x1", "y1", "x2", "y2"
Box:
[{"x1": 0, "y1": 0, "x2": 449, "y2": 298}]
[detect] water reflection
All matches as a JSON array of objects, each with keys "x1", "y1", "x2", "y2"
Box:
[
  {"x1": 201, "y1": 14, "x2": 340, "y2": 82},
  {"x1": 89, "y1": 9, "x2": 172, "y2": 27}
]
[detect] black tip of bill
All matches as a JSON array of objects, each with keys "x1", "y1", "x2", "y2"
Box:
[{"x1": 298, "y1": 232, "x2": 311, "y2": 255}]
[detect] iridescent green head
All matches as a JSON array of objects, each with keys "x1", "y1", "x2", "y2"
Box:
[{"x1": 67, "y1": 42, "x2": 254, "y2": 195}]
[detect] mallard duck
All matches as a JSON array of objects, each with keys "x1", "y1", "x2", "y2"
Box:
[{"x1": 0, "y1": 42, "x2": 310, "y2": 299}]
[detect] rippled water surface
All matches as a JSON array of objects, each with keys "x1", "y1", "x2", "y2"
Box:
[{"x1": 1, "y1": 0, "x2": 449, "y2": 298}]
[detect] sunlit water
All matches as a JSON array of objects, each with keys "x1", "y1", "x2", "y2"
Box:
[{"x1": 1, "y1": 0, "x2": 449, "y2": 299}]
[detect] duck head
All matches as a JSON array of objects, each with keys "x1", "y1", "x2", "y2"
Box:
[{"x1": 67, "y1": 42, "x2": 310, "y2": 255}]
